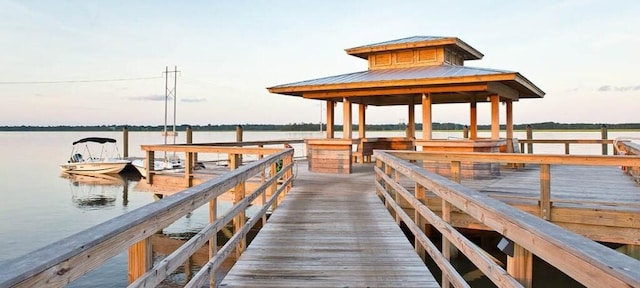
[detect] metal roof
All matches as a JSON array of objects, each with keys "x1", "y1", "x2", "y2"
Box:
[
  {"x1": 350, "y1": 36, "x2": 449, "y2": 49},
  {"x1": 345, "y1": 36, "x2": 484, "y2": 60},
  {"x1": 270, "y1": 65, "x2": 513, "y2": 88}
]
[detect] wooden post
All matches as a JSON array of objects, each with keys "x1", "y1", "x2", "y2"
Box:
[
  {"x1": 358, "y1": 103, "x2": 366, "y2": 139},
  {"x1": 540, "y1": 164, "x2": 551, "y2": 220},
  {"x1": 145, "y1": 150, "x2": 154, "y2": 184},
  {"x1": 185, "y1": 151, "x2": 193, "y2": 187},
  {"x1": 601, "y1": 124, "x2": 608, "y2": 155},
  {"x1": 506, "y1": 100, "x2": 513, "y2": 152},
  {"x1": 326, "y1": 101, "x2": 334, "y2": 138},
  {"x1": 407, "y1": 103, "x2": 415, "y2": 138},
  {"x1": 343, "y1": 97, "x2": 352, "y2": 139},
  {"x1": 526, "y1": 125, "x2": 533, "y2": 154},
  {"x1": 123, "y1": 126, "x2": 129, "y2": 158},
  {"x1": 128, "y1": 238, "x2": 151, "y2": 284},
  {"x1": 564, "y1": 143, "x2": 570, "y2": 155},
  {"x1": 491, "y1": 94, "x2": 500, "y2": 139},
  {"x1": 209, "y1": 198, "x2": 217, "y2": 287},
  {"x1": 270, "y1": 163, "x2": 278, "y2": 210},
  {"x1": 186, "y1": 125, "x2": 197, "y2": 167},
  {"x1": 230, "y1": 155, "x2": 246, "y2": 259},
  {"x1": 236, "y1": 125, "x2": 243, "y2": 165},
  {"x1": 421, "y1": 93, "x2": 432, "y2": 140},
  {"x1": 463, "y1": 125, "x2": 469, "y2": 139},
  {"x1": 470, "y1": 98, "x2": 477, "y2": 140},
  {"x1": 414, "y1": 183, "x2": 426, "y2": 261},
  {"x1": 507, "y1": 244, "x2": 533, "y2": 288}
]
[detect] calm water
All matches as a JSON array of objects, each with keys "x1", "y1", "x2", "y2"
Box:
[{"x1": 0, "y1": 130, "x2": 638, "y2": 287}]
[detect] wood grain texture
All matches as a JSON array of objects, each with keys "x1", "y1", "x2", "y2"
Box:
[{"x1": 220, "y1": 165, "x2": 438, "y2": 287}]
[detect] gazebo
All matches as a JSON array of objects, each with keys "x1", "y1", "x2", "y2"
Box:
[{"x1": 268, "y1": 36, "x2": 545, "y2": 174}]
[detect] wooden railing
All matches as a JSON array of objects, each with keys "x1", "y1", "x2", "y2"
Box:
[
  {"x1": 518, "y1": 139, "x2": 614, "y2": 155},
  {"x1": 374, "y1": 150, "x2": 640, "y2": 288},
  {"x1": 617, "y1": 140, "x2": 640, "y2": 182},
  {"x1": 0, "y1": 147, "x2": 294, "y2": 288}
]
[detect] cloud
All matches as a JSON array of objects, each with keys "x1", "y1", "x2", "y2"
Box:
[
  {"x1": 181, "y1": 98, "x2": 207, "y2": 103},
  {"x1": 597, "y1": 85, "x2": 640, "y2": 92},
  {"x1": 129, "y1": 95, "x2": 171, "y2": 101}
]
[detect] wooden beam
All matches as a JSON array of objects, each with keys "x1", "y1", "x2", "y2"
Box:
[
  {"x1": 302, "y1": 84, "x2": 489, "y2": 99},
  {"x1": 358, "y1": 104, "x2": 366, "y2": 139},
  {"x1": 470, "y1": 98, "x2": 477, "y2": 140},
  {"x1": 421, "y1": 93, "x2": 432, "y2": 140},
  {"x1": 491, "y1": 94, "x2": 500, "y2": 139},
  {"x1": 343, "y1": 97, "x2": 352, "y2": 139},
  {"x1": 128, "y1": 238, "x2": 152, "y2": 284},
  {"x1": 326, "y1": 101, "x2": 334, "y2": 138},
  {"x1": 407, "y1": 102, "x2": 415, "y2": 138},
  {"x1": 488, "y1": 82, "x2": 519, "y2": 100}
]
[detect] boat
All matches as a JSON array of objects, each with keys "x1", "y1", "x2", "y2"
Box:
[
  {"x1": 131, "y1": 156, "x2": 184, "y2": 177},
  {"x1": 60, "y1": 137, "x2": 131, "y2": 174}
]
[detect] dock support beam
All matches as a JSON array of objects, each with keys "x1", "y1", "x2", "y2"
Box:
[
  {"x1": 326, "y1": 101, "x2": 334, "y2": 138},
  {"x1": 128, "y1": 238, "x2": 151, "y2": 284},
  {"x1": 490, "y1": 94, "x2": 500, "y2": 140},
  {"x1": 507, "y1": 244, "x2": 533, "y2": 288},
  {"x1": 422, "y1": 93, "x2": 432, "y2": 140},
  {"x1": 343, "y1": 97, "x2": 352, "y2": 139}
]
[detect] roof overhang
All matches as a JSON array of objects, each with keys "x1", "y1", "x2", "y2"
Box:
[{"x1": 268, "y1": 71, "x2": 545, "y2": 106}]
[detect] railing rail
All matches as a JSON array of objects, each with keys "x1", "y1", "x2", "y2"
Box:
[
  {"x1": 517, "y1": 139, "x2": 614, "y2": 155},
  {"x1": 374, "y1": 150, "x2": 640, "y2": 288},
  {"x1": 0, "y1": 147, "x2": 294, "y2": 288}
]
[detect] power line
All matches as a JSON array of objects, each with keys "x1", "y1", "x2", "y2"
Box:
[{"x1": 0, "y1": 76, "x2": 163, "y2": 85}]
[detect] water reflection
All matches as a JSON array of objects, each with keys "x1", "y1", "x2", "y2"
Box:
[{"x1": 60, "y1": 172, "x2": 126, "y2": 209}]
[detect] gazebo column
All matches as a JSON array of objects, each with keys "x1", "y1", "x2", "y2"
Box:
[
  {"x1": 490, "y1": 94, "x2": 500, "y2": 139},
  {"x1": 343, "y1": 97, "x2": 352, "y2": 139},
  {"x1": 506, "y1": 99, "x2": 514, "y2": 152},
  {"x1": 421, "y1": 93, "x2": 432, "y2": 140},
  {"x1": 326, "y1": 101, "x2": 334, "y2": 139},
  {"x1": 470, "y1": 98, "x2": 478, "y2": 140},
  {"x1": 358, "y1": 104, "x2": 366, "y2": 139},
  {"x1": 407, "y1": 102, "x2": 415, "y2": 138}
]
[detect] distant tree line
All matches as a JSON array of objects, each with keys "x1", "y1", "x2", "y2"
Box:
[{"x1": 1, "y1": 121, "x2": 639, "y2": 132}]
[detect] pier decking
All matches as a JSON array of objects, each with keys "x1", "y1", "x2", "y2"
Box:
[{"x1": 220, "y1": 165, "x2": 439, "y2": 287}]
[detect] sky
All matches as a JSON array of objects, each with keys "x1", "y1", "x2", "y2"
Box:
[{"x1": 1, "y1": 0, "x2": 639, "y2": 126}]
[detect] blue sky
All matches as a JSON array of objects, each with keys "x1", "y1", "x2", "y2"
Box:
[{"x1": 1, "y1": 0, "x2": 638, "y2": 126}]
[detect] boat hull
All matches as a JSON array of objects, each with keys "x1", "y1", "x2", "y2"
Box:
[{"x1": 60, "y1": 161, "x2": 130, "y2": 174}]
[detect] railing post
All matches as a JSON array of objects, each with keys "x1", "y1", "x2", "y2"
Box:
[
  {"x1": 384, "y1": 164, "x2": 394, "y2": 217},
  {"x1": 463, "y1": 125, "x2": 469, "y2": 139},
  {"x1": 186, "y1": 125, "x2": 197, "y2": 166},
  {"x1": 601, "y1": 124, "x2": 608, "y2": 155},
  {"x1": 414, "y1": 183, "x2": 426, "y2": 261},
  {"x1": 270, "y1": 162, "x2": 278, "y2": 210},
  {"x1": 540, "y1": 164, "x2": 551, "y2": 220},
  {"x1": 209, "y1": 198, "x2": 217, "y2": 288},
  {"x1": 526, "y1": 125, "x2": 533, "y2": 154},
  {"x1": 564, "y1": 143, "x2": 570, "y2": 155},
  {"x1": 236, "y1": 125, "x2": 243, "y2": 165},
  {"x1": 123, "y1": 126, "x2": 129, "y2": 158},
  {"x1": 128, "y1": 238, "x2": 151, "y2": 284},
  {"x1": 507, "y1": 244, "x2": 533, "y2": 288}
]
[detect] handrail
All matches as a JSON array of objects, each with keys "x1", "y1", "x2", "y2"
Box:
[
  {"x1": 517, "y1": 139, "x2": 614, "y2": 155},
  {"x1": 374, "y1": 150, "x2": 640, "y2": 287},
  {"x1": 0, "y1": 148, "x2": 294, "y2": 287}
]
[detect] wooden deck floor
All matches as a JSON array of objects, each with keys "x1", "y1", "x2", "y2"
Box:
[
  {"x1": 219, "y1": 164, "x2": 439, "y2": 287},
  {"x1": 461, "y1": 164, "x2": 640, "y2": 211}
]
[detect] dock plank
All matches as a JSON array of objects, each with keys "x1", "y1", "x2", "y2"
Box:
[{"x1": 220, "y1": 165, "x2": 438, "y2": 287}]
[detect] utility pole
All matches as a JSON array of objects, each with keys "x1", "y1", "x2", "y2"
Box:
[{"x1": 163, "y1": 66, "x2": 179, "y2": 160}]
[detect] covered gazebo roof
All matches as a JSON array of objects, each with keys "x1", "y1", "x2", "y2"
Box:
[{"x1": 267, "y1": 35, "x2": 544, "y2": 105}]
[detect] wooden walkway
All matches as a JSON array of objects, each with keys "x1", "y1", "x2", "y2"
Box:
[{"x1": 220, "y1": 165, "x2": 438, "y2": 287}]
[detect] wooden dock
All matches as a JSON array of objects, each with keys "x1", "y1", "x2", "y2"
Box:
[{"x1": 220, "y1": 165, "x2": 439, "y2": 287}]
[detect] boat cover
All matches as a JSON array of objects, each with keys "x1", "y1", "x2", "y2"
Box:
[{"x1": 72, "y1": 137, "x2": 117, "y2": 145}]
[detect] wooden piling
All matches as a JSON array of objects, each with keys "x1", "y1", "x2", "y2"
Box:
[
  {"x1": 526, "y1": 125, "x2": 533, "y2": 154},
  {"x1": 507, "y1": 244, "x2": 533, "y2": 288},
  {"x1": 601, "y1": 124, "x2": 608, "y2": 155},
  {"x1": 128, "y1": 238, "x2": 151, "y2": 284},
  {"x1": 123, "y1": 126, "x2": 129, "y2": 158},
  {"x1": 463, "y1": 125, "x2": 469, "y2": 139}
]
